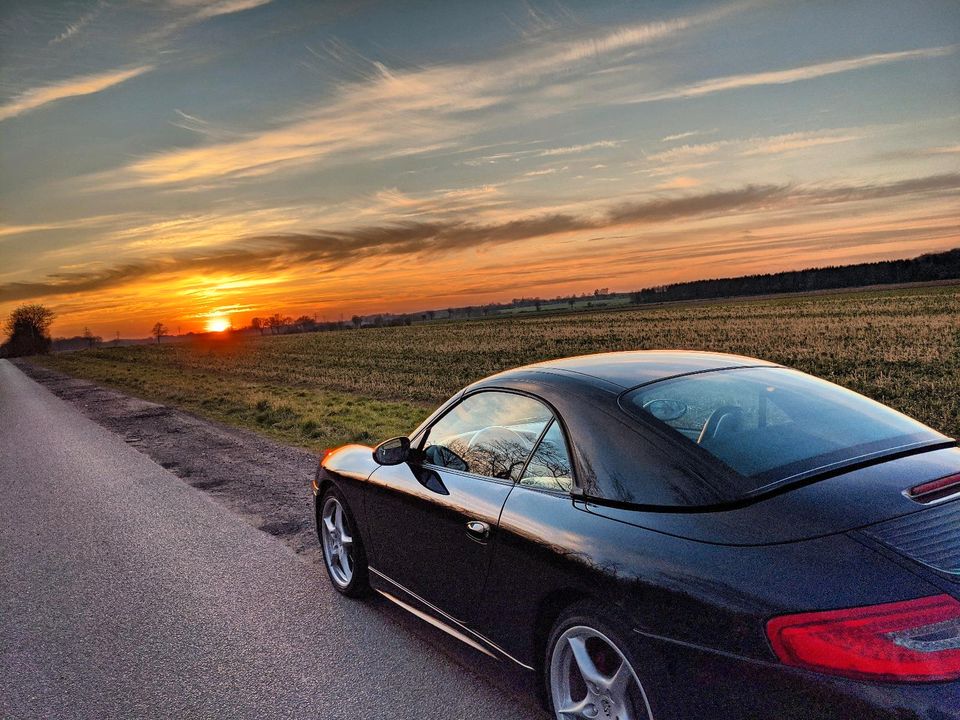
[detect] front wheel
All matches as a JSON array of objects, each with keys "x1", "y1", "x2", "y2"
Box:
[
  {"x1": 546, "y1": 606, "x2": 653, "y2": 720},
  {"x1": 318, "y1": 486, "x2": 369, "y2": 598}
]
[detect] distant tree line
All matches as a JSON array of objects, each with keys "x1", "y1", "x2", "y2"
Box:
[
  {"x1": 51, "y1": 327, "x2": 103, "y2": 352},
  {"x1": 249, "y1": 314, "x2": 354, "y2": 335},
  {"x1": 4, "y1": 249, "x2": 956, "y2": 356},
  {"x1": 238, "y1": 249, "x2": 959, "y2": 336},
  {"x1": 626, "y1": 249, "x2": 960, "y2": 305}
]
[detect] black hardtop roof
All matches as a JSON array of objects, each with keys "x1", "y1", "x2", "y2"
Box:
[{"x1": 485, "y1": 350, "x2": 778, "y2": 391}]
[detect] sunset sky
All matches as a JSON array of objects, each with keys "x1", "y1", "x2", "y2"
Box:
[{"x1": 1, "y1": 0, "x2": 958, "y2": 337}]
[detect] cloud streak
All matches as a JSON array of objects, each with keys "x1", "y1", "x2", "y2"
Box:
[
  {"x1": 626, "y1": 46, "x2": 956, "y2": 104},
  {"x1": 5, "y1": 172, "x2": 957, "y2": 303},
  {"x1": 185, "y1": 0, "x2": 274, "y2": 21},
  {"x1": 0, "y1": 65, "x2": 153, "y2": 122},
  {"x1": 49, "y1": 2, "x2": 104, "y2": 44}
]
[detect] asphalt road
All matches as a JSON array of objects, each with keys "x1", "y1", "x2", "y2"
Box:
[{"x1": 0, "y1": 359, "x2": 544, "y2": 719}]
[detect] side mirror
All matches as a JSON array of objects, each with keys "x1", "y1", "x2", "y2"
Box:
[{"x1": 373, "y1": 436, "x2": 411, "y2": 466}]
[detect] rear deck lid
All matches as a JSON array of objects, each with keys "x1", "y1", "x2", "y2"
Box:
[
  {"x1": 590, "y1": 447, "x2": 960, "y2": 545},
  {"x1": 861, "y1": 497, "x2": 960, "y2": 581}
]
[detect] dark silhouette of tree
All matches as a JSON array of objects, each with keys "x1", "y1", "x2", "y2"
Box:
[
  {"x1": 294, "y1": 315, "x2": 315, "y2": 332},
  {"x1": 626, "y1": 249, "x2": 960, "y2": 305},
  {"x1": 251, "y1": 317, "x2": 265, "y2": 335},
  {"x1": 151, "y1": 322, "x2": 168, "y2": 345},
  {"x1": 1, "y1": 303, "x2": 55, "y2": 357},
  {"x1": 265, "y1": 313, "x2": 281, "y2": 334},
  {"x1": 82, "y1": 327, "x2": 101, "y2": 349},
  {"x1": 351, "y1": 315, "x2": 362, "y2": 329}
]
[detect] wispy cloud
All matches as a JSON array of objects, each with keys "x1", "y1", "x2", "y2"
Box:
[
  {"x1": 49, "y1": 2, "x2": 104, "y2": 45},
  {"x1": 538, "y1": 140, "x2": 621, "y2": 157},
  {"x1": 661, "y1": 129, "x2": 717, "y2": 143},
  {"x1": 6, "y1": 172, "x2": 957, "y2": 303},
  {"x1": 464, "y1": 140, "x2": 621, "y2": 166},
  {"x1": 524, "y1": 167, "x2": 560, "y2": 177},
  {"x1": 646, "y1": 128, "x2": 866, "y2": 166},
  {"x1": 175, "y1": 0, "x2": 274, "y2": 22},
  {"x1": 627, "y1": 46, "x2": 956, "y2": 104},
  {"x1": 91, "y1": 3, "x2": 739, "y2": 188},
  {"x1": 0, "y1": 65, "x2": 153, "y2": 122},
  {"x1": 741, "y1": 131, "x2": 862, "y2": 156}
]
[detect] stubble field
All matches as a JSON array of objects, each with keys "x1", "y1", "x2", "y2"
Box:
[{"x1": 32, "y1": 285, "x2": 960, "y2": 452}]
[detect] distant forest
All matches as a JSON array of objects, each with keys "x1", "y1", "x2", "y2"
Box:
[{"x1": 627, "y1": 248, "x2": 960, "y2": 305}]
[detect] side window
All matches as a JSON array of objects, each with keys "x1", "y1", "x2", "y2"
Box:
[
  {"x1": 421, "y1": 391, "x2": 552, "y2": 480},
  {"x1": 520, "y1": 420, "x2": 575, "y2": 492}
]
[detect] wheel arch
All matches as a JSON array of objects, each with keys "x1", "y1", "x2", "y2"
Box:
[{"x1": 532, "y1": 587, "x2": 592, "y2": 671}]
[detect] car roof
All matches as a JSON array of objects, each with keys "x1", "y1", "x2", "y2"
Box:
[{"x1": 510, "y1": 350, "x2": 778, "y2": 389}]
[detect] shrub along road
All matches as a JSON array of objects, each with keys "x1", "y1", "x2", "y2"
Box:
[{"x1": 0, "y1": 360, "x2": 544, "y2": 719}]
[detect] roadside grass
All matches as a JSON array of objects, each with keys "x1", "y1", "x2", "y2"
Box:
[
  {"x1": 31, "y1": 284, "x2": 960, "y2": 451},
  {"x1": 29, "y1": 353, "x2": 428, "y2": 451}
]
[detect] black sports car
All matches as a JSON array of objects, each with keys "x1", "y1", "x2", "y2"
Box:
[{"x1": 312, "y1": 351, "x2": 960, "y2": 719}]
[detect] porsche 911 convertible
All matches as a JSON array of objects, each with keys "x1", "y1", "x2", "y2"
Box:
[{"x1": 312, "y1": 351, "x2": 960, "y2": 719}]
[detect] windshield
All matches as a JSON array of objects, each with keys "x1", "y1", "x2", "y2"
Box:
[{"x1": 622, "y1": 367, "x2": 948, "y2": 493}]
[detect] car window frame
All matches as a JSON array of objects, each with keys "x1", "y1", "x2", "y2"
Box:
[{"x1": 413, "y1": 387, "x2": 578, "y2": 492}]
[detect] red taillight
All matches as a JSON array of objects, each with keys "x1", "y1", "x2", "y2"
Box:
[
  {"x1": 767, "y1": 594, "x2": 960, "y2": 682},
  {"x1": 908, "y1": 473, "x2": 960, "y2": 503}
]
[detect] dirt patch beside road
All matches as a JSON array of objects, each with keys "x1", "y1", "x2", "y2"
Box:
[{"x1": 15, "y1": 360, "x2": 323, "y2": 562}]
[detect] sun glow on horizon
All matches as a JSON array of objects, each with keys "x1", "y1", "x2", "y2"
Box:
[{"x1": 205, "y1": 316, "x2": 231, "y2": 333}]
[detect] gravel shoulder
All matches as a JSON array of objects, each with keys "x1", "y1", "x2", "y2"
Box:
[{"x1": 15, "y1": 360, "x2": 322, "y2": 562}]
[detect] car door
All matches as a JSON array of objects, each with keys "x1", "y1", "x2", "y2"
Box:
[{"x1": 364, "y1": 390, "x2": 553, "y2": 625}]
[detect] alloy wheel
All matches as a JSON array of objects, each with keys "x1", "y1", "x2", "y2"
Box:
[
  {"x1": 320, "y1": 495, "x2": 354, "y2": 588},
  {"x1": 550, "y1": 625, "x2": 652, "y2": 720}
]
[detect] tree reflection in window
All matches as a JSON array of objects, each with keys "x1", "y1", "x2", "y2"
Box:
[
  {"x1": 422, "y1": 392, "x2": 552, "y2": 480},
  {"x1": 520, "y1": 420, "x2": 574, "y2": 492}
]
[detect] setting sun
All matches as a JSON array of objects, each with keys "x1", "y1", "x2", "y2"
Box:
[{"x1": 205, "y1": 317, "x2": 231, "y2": 333}]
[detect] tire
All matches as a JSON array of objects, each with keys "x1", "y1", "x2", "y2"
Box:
[
  {"x1": 545, "y1": 603, "x2": 654, "y2": 720},
  {"x1": 317, "y1": 485, "x2": 370, "y2": 598}
]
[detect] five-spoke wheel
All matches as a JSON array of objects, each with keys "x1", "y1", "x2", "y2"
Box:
[
  {"x1": 548, "y1": 615, "x2": 652, "y2": 720},
  {"x1": 318, "y1": 487, "x2": 369, "y2": 597}
]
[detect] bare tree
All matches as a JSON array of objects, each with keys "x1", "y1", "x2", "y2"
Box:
[
  {"x1": 250, "y1": 317, "x2": 265, "y2": 335},
  {"x1": 151, "y1": 322, "x2": 168, "y2": 345},
  {"x1": 82, "y1": 327, "x2": 101, "y2": 349},
  {"x1": 266, "y1": 313, "x2": 287, "y2": 334},
  {"x1": 294, "y1": 315, "x2": 314, "y2": 332}
]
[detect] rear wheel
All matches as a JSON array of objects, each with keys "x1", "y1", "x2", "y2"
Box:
[
  {"x1": 546, "y1": 606, "x2": 653, "y2": 720},
  {"x1": 318, "y1": 486, "x2": 369, "y2": 598}
]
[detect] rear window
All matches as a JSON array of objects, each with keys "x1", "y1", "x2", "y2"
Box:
[{"x1": 622, "y1": 367, "x2": 948, "y2": 494}]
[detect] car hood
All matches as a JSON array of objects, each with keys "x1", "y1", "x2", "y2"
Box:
[{"x1": 584, "y1": 446, "x2": 960, "y2": 546}]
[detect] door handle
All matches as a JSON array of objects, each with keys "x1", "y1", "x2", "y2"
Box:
[{"x1": 466, "y1": 520, "x2": 490, "y2": 542}]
